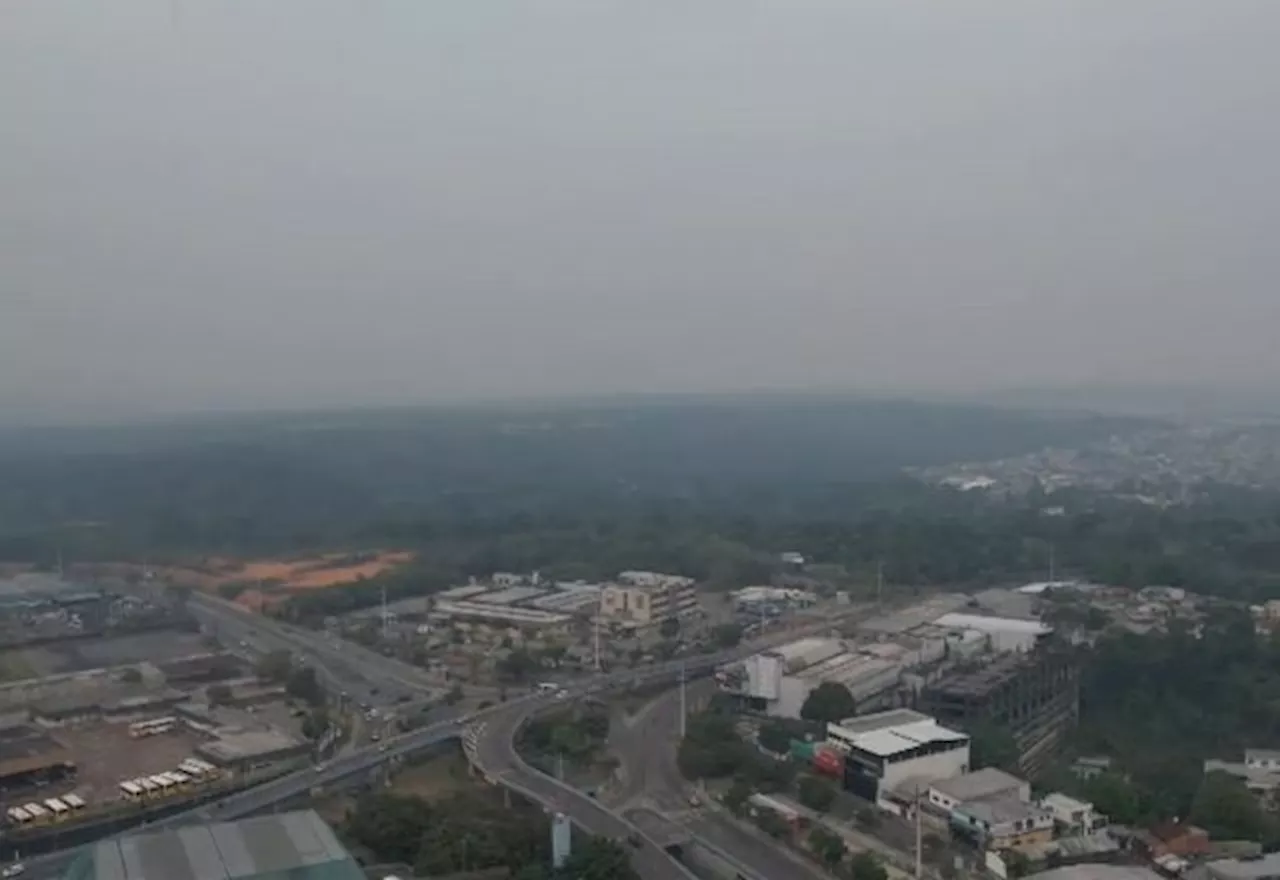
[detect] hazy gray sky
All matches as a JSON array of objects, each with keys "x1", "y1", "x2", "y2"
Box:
[{"x1": 4, "y1": 1, "x2": 1280, "y2": 421}]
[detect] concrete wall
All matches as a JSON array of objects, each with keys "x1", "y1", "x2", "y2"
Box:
[{"x1": 881, "y1": 745, "x2": 971, "y2": 792}]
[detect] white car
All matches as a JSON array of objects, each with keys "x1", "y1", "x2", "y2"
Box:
[{"x1": 3, "y1": 863, "x2": 25, "y2": 878}]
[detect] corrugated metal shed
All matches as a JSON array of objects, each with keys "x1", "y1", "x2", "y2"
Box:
[{"x1": 78, "y1": 810, "x2": 364, "y2": 880}]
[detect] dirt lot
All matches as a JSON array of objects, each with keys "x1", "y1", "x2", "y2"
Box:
[
  {"x1": 4, "y1": 630, "x2": 209, "y2": 677},
  {"x1": 1, "y1": 722, "x2": 205, "y2": 811}
]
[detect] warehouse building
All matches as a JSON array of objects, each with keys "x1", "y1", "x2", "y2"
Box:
[
  {"x1": 826, "y1": 709, "x2": 970, "y2": 811},
  {"x1": 63, "y1": 809, "x2": 364, "y2": 880},
  {"x1": 430, "y1": 601, "x2": 572, "y2": 634},
  {"x1": 931, "y1": 613, "x2": 1052, "y2": 654},
  {"x1": 717, "y1": 634, "x2": 945, "y2": 718}
]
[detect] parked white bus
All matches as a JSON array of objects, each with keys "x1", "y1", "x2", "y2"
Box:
[
  {"x1": 129, "y1": 717, "x2": 178, "y2": 739},
  {"x1": 166, "y1": 771, "x2": 192, "y2": 790},
  {"x1": 21, "y1": 804, "x2": 49, "y2": 826},
  {"x1": 6, "y1": 807, "x2": 31, "y2": 826},
  {"x1": 61, "y1": 793, "x2": 86, "y2": 812},
  {"x1": 43, "y1": 799, "x2": 69, "y2": 821},
  {"x1": 178, "y1": 760, "x2": 205, "y2": 779}
]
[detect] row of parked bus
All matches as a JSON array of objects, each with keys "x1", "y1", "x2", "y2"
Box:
[
  {"x1": 128, "y1": 717, "x2": 178, "y2": 739},
  {"x1": 117, "y1": 759, "x2": 221, "y2": 803},
  {"x1": 6, "y1": 794, "x2": 87, "y2": 827}
]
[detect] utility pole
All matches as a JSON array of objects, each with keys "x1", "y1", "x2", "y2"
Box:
[
  {"x1": 593, "y1": 592, "x2": 602, "y2": 672},
  {"x1": 380, "y1": 586, "x2": 389, "y2": 640},
  {"x1": 914, "y1": 783, "x2": 923, "y2": 880},
  {"x1": 876, "y1": 560, "x2": 884, "y2": 607},
  {"x1": 678, "y1": 660, "x2": 687, "y2": 739}
]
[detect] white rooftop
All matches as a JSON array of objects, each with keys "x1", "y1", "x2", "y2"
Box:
[
  {"x1": 473, "y1": 586, "x2": 548, "y2": 606},
  {"x1": 832, "y1": 715, "x2": 968, "y2": 758},
  {"x1": 433, "y1": 601, "x2": 570, "y2": 626},
  {"x1": 934, "y1": 612, "x2": 1052, "y2": 635},
  {"x1": 1016, "y1": 581, "x2": 1081, "y2": 595}
]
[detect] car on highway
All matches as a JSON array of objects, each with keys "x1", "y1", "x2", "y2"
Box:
[{"x1": 3, "y1": 862, "x2": 25, "y2": 877}]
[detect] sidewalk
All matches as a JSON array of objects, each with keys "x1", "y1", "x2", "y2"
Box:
[{"x1": 707, "y1": 790, "x2": 925, "y2": 880}]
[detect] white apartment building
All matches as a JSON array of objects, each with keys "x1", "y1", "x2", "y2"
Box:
[{"x1": 1040, "y1": 792, "x2": 1106, "y2": 834}]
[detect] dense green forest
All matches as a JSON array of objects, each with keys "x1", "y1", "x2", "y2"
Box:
[
  {"x1": 0, "y1": 396, "x2": 1143, "y2": 548},
  {"x1": 8, "y1": 396, "x2": 1280, "y2": 616},
  {"x1": 1051, "y1": 609, "x2": 1280, "y2": 842}
]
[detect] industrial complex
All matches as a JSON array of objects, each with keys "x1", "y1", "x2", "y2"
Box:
[{"x1": 717, "y1": 593, "x2": 1078, "y2": 776}]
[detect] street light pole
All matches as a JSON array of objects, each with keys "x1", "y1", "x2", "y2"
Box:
[{"x1": 678, "y1": 661, "x2": 687, "y2": 739}]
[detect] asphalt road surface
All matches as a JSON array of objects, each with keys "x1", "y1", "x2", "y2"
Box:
[
  {"x1": 473, "y1": 701, "x2": 700, "y2": 880},
  {"x1": 610, "y1": 682, "x2": 831, "y2": 880}
]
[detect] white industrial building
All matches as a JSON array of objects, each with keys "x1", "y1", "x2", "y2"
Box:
[
  {"x1": 719, "y1": 637, "x2": 936, "y2": 719},
  {"x1": 430, "y1": 601, "x2": 571, "y2": 632},
  {"x1": 826, "y1": 709, "x2": 971, "y2": 810},
  {"x1": 932, "y1": 613, "x2": 1052, "y2": 653},
  {"x1": 717, "y1": 598, "x2": 1057, "y2": 719}
]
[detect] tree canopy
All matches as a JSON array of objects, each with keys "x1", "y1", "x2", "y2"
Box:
[{"x1": 800, "y1": 682, "x2": 856, "y2": 726}]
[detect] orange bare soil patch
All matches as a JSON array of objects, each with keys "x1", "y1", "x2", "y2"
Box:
[{"x1": 219, "y1": 551, "x2": 413, "y2": 592}]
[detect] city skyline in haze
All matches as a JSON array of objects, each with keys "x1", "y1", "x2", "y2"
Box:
[{"x1": 4, "y1": 1, "x2": 1280, "y2": 424}]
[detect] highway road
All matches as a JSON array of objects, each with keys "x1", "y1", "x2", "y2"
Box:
[
  {"x1": 472, "y1": 700, "x2": 701, "y2": 880},
  {"x1": 187, "y1": 593, "x2": 438, "y2": 710},
  {"x1": 609, "y1": 682, "x2": 831, "y2": 880}
]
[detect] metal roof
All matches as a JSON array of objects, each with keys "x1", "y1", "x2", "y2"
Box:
[
  {"x1": 934, "y1": 612, "x2": 1052, "y2": 635},
  {"x1": 88, "y1": 810, "x2": 363, "y2": 880}
]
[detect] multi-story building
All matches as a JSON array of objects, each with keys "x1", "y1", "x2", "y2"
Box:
[
  {"x1": 826, "y1": 708, "x2": 971, "y2": 809},
  {"x1": 600, "y1": 572, "x2": 697, "y2": 627},
  {"x1": 950, "y1": 797, "x2": 1055, "y2": 853},
  {"x1": 919, "y1": 647, "x2": 1079, "y2": 774}
]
